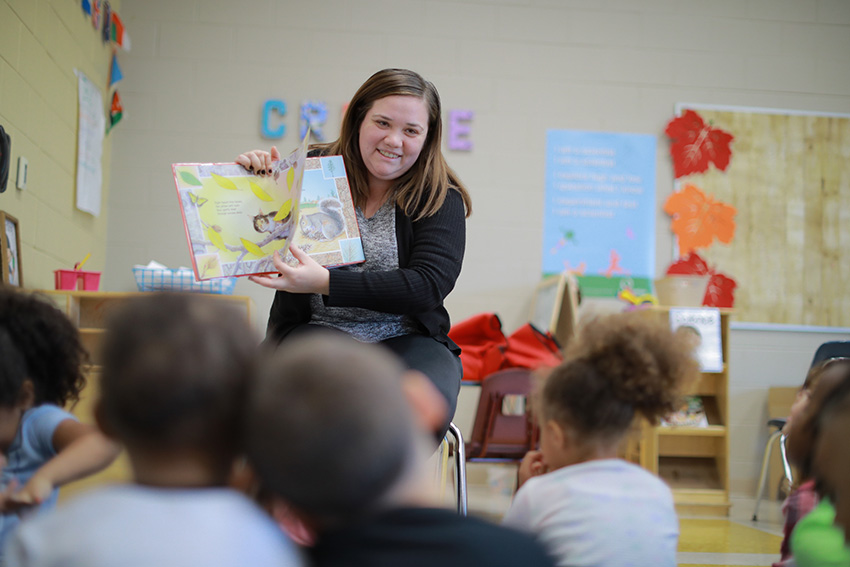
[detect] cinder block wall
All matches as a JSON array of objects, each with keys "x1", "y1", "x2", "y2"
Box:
[
  {"x1": 0, "y1": 0, "x2": 119, "y2": 287},
  {"x1": 105, "y1": 1, "x2": 850, "y2": 497}
]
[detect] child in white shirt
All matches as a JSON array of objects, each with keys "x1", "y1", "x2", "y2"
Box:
[{"x1": 503, "y1": 311, "x2": 701, "y2": 567}]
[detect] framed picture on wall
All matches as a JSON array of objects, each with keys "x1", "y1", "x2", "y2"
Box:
[
  {"x1": 529, "y1": 272, "x2": 580, "y2": 348},
  {"x1": 0, "y1": 211, "x2": 22, "y2": 287}
]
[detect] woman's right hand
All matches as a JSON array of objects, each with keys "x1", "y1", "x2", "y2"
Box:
[{"x1": 236, "y1": 146, "x2": 281, "y2": 177}]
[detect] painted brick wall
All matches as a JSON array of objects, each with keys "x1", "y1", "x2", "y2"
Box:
[{"x1": 0, "y1": 0, "x2": 120, "y2": 287}]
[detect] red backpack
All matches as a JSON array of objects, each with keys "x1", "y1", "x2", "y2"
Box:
[{"x1": 449, "y1": 313, "x2": 563, "y2": 382}]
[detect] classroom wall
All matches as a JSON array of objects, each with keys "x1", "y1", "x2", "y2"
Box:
[
  {"x1": 78, "y1": 0, "x2": 850, "y2": 497},
  {"x1": 0, "y1": 0, "x2": 119, "y2": 287}
]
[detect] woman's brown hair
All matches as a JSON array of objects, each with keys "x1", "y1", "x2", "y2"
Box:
[{"x1": 318, "y1": 68, "x2": 472, "y2": 221}]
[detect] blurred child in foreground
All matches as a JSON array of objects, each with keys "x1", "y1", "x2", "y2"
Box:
[
  {"x1": 772, "y1": 360, "x2": 833, "y2": 567},
  {"x1": 502, "y1": 311, "x2": 701, "y2": 567},
  {"x1": 246, "y1": 331, "x2": 556, "y2": 567},
  {"x1": 785, "y1": 359, "x2": 850, "y2": 567},
  {"x1": 5, "y1": 293, "x2": 301, "y2": 566}
]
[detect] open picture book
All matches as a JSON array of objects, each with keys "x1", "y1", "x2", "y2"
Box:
[{"x1": 173, "y1": 143, "x2": 364, "y2": 281}]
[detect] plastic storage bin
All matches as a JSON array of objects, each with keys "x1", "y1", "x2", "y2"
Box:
[
  {"x1": 132, "y1": 267, "x2": 236, "y2": 295},
  {"x1": 54, "y1": 270, "x2": 101, "y2": 291}
]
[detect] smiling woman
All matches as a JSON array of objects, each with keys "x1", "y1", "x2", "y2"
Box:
[{"x1": 236, "y1": 69, "x2": 472, "y2": 439}]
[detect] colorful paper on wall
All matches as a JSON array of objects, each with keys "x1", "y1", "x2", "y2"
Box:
[
  {"x1": 109, "y1": 53, "x2": 123, "y2": 87},
  {"x1": 101, "y1": 1, "x2": 111, "y2": 43},
  {"x1": 107, "y1": 90, "x2": 123, "y2": 132},
  {"x1": 82, "y1": 0, "x2": 91, "y2": 16},
  {"x1": 665, "y1": 109, "x2": 734, "y2": 179},
  {"x1": 91, "y1": 0, "x2": 100, "y2": 30},
  {"x1": 111, "y1": 12, "x2": 130, "y2": 50},
  {"x1": 663, "y1": 183, "x2": 736, "y2": 256}
]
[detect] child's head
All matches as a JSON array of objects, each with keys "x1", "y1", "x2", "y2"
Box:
[
  {"x1": 536, "y1": 311, "x2": 700, "y2": 468},
  {"x1": 813, "y1": 372, "x2": 850, "y2": 543},
  {"x1": 246, "y1": 332, "x2": 428, "y2": 529},
  {"x1": 0, "y1": 287, "x2": 87, "y2": 410},
  {"x1": 97, "y1": 293, "x2": 257, "y2": 474},
  {"x1": 786, "y1": 360, "x2": 833, "y2": 434},
  {"x1": 786, "y1": 358, "x2": 850, "y2": 480}
]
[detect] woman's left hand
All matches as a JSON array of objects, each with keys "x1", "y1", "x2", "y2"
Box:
[{"x1": 249, "y1": 245, "x2": 330, "y2": 295}]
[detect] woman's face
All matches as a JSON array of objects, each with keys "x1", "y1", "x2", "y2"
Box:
[{"x1": 358, "y1": 95, "x2": 429, "y2": 193}]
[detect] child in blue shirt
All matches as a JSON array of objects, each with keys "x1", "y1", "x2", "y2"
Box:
[
  {"x1": 5, "y1": 292, "x2": 301, "y2": 567},
  {"x1": 0, "y1": 288, "x2": 119, "y2": 548}
]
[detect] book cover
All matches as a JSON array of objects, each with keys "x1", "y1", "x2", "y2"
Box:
[
  {"x1": 173, "y1": 150, "x2": 363, "y2": 280},
  {"x1": 662, "y1": 395, "x2": 709, "y2": 428},
  {"x1": 668, "y1": 307, "x2": 723, "y2": 373}
]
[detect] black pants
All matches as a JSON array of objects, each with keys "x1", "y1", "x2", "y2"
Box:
[
  {"x1": 285, "y1": 325, "x2": 461, "y2": 440},
  {"x1": 381, "y1": 333, "x2": 462, "y2": 440}
]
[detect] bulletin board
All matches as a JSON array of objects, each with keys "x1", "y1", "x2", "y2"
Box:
[{"x1": 674, "y1": 105, "x2": 850, "y2": 327}]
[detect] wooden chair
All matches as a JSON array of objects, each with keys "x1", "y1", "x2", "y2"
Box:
[{"x1": 465, "y1": 368, "x2": 539, "y2": 462}]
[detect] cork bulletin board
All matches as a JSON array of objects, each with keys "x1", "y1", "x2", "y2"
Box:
[{"x1": 674, "y1": 105, "x2": 850, "y2": 327}]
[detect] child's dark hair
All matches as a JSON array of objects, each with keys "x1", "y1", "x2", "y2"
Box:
[
  {"x1": 540, "y1": 311, "x2": 700, "y2": 441},
  {"x1": 99, "y1": 293, "x2": 257, "y2": 456},
  {"x1": 0, "y1": 287, "x2": 87, "y2": 407}
]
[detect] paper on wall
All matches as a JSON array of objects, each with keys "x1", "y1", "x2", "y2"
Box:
[{"x1": 76, "y1": 71, "x2": 105, "y2": 216}]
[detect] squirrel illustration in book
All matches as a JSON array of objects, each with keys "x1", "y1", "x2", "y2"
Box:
[{"x1": 299, "y1": 198, "x2": 345, "y2": 242}]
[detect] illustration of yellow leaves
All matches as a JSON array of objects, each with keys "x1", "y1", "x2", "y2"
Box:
[
  {"x1": 180, "y1": 171, "x2": 203, "y2": 186},
  {"x1": 241, "y1": 238, "x2": 265, "y2": 258},
  {"x1": 250, "y1": 181, "x2": 274, "y2": 202},
  {"x1": 286, "y1": 166, "x2": 295, "y2": 189},
  {"x1": 206, "y1": 227, "x2": 228, "y2": 251},
  {"x1": 211, "y1": 173, "x2": 239, "y2": 190},
  {"x1": 274, "y1": 199, "x2": 292, "y2": 221}
]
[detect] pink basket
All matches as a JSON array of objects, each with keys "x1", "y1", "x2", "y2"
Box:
[{"x1": 54, "y1": 269, "x2": 101, "y2": 291}]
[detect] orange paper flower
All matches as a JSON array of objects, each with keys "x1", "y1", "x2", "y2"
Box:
[{"x1": 663, "y1": 184, "x2": 736, "y2": 256}]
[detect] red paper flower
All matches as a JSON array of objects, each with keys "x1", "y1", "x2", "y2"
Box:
[
  {"x1": 665, "y1": 110, "x2": 734, "y2": 179},
  {"x1": 663, "y1": 184, "x2": 737, "y2": 256},
  {"x1": 666, "y1": 252, "x2": 737, "y2": 308}
]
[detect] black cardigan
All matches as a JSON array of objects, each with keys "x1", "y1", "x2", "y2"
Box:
[{"x1": 266, "y1": 188, "x2": 466, "y2": 354}]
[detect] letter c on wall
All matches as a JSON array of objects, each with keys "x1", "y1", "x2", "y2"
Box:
[{"x1": 262, "y1": 99, "x2": 287, "y2": 139}]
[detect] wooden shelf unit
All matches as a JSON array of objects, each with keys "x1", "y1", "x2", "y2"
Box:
[
  {"x1": 638, "y1": 307, "x2": 732, "y2": 517},
  {"x1": 40, "y1": 291, "x2": 255, "y2": 499}
]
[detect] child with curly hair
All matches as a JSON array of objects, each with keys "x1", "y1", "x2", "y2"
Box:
[
  {"x1": 502, "y1": 311, "x2": 700, "y2": 567},
  {"x1": 5, "y1": 293, "x2": 301, "y2": 566},
  {"x1": 0, "y1": 288, "x2": 119, "y2": 549}
]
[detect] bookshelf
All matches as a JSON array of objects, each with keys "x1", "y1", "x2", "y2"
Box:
[
  {"x1": 638, "y1": 307, "x2": 732, "y2": 517},
  {"x1": 39, "y1": 291, "x2": 254, "y2": 499}
]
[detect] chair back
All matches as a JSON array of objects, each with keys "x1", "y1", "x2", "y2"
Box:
[
  {"x1": 811, "y1": 341, "x2": 850, "y2": 368},
  {"x1": 465, "y1": 368, "x2": 538, "y2": 460}
]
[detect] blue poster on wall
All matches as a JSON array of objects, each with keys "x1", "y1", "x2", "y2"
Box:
[{"x1": 543, "y1": 130, "x2": 656, "y2": 296}]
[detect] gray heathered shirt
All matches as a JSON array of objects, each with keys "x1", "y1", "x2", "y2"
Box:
[{"x1": 309, "y1": 199, "x2": 419, "y2": 342}]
